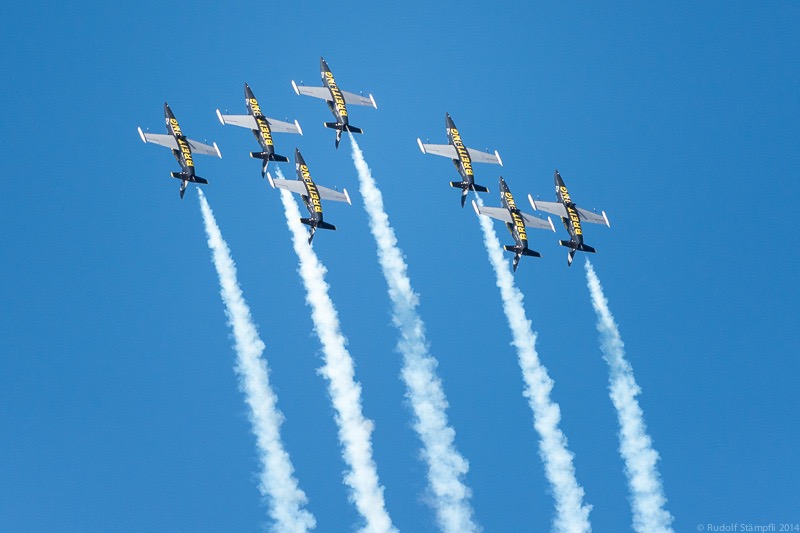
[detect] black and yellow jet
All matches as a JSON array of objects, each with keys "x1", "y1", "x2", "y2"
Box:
[
  {"x1": 529, "y1": 170, "x2": 610, "y2": 266},
  {"x1": 216, "y1": 83, "x2": 303, "y2": 177},
  {"x1": 473, "y1": 177, "x2": 555, "y2": 272},
  {"x1": 417, "y1": 113, "x2": 503, "y2": 207},
  {"x1": 267, "y1": 149, "x2": 351, "y2": 244},
  {"x1": 138, "y1": 103, "x2": 222, "y2": 199},
  {"x1": 291, "y1": 58, "x2": 377, "y2": 149}
]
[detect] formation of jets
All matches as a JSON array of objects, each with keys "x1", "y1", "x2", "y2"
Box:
[{"x1": 138, "y1": 58, "x2": 610, "y2": 267}]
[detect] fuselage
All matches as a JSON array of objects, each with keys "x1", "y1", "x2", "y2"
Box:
[
  {"x1": 294, "y1": 149, "x2": 324, "y2": 224},
  {"x1": 244, "y1": 83, "x2": 275, "y2": 156},
  {"x1": 164, "y1": 103, "x2": 194, "y2": 177},
  {"x1": 445, "y1": 113, "x2": 475, "y2": 186},
  {"x1": 499, "y1": 178, "x2": 529, "y2": 250},
  {"x1": 321, "y1": 58, "x2": 348, "y2": 126},
  {"x1": 555, "y1": 170, "x2": 584, "y2": 247}
]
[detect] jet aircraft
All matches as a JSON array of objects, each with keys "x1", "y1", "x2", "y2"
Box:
[
  {"x1": 267, "y1": 148, "x2": 351, "y2": 243},
  {"x1": 472, "y1": 177, "x2": 555, "y2": 271},
  {"x1": 529, "y1": 170, "x2": 610, "y2": 266},
  {"x1": 138, "y1": 103, "x2": 222, "y2": 199},
  {"x1": 417, "y1": 113, "x2": 503, "y2": 207},
  {"x1": 216, "y1": 83, "x2": 303, "y2": 177},
  {"x1": 291, "y1": 57, "x2": 377, "y2": 149}
]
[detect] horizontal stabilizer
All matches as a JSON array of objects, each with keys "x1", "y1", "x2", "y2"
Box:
[
  {"x1": 559, "y1": 240, "x2": 596, "y2": 253},
  {"x1": 324, "y1": 122, "x2": 363, "y2": 134},
  {"x1": 192, "y1": 176, "x2": 209, "y2": 185},
  {"x1": 470, "y1": 184, "x2": 489, "y2": 193},
  {"x1": 300, "y1": 218, "x2": 337, "y2": 231},
  {"x1": 504, "y1": 245, "x2": 541, "y2": 258}
]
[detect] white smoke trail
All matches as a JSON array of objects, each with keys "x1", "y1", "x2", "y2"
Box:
[
  {"x1": 275, "y1": 173, "x2": 396, "y2": 533},
  {"x1": 348, "y1": 135, "x2": 479, "y2": 533},
  {"x1": 474, "y1": 196, "x2": 592, "y2": 533},
  {"x1": 584, "y1": 260, "x2": 674, "y2": 533},
  {"x1": 196, "y1": 189, "x2": 315, "y2": 533}
]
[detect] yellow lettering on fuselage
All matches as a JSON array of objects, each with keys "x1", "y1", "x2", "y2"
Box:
[
  {"x1": 449, "y1": 129, "x2": 473, "y2": 176},
  {"x1": 511, "y1": 212, "x2": 527, "y2": 241},
  {"x1": 560, "y1": 185, "x2": 572, "y2": 204},
  {"x1": 567, "y1": 206, "x2": 582, "y2": 235},
  {"x1": 505, "y1": 191, "x2": 518, "y2": 210},
  {"x1": 177, "y1": 138, "x2": 193, "y2": 167},
  {"x1": 170, "y1": 118, "x2": 183, "y2": 137},
  {"x1": 324, "y1": 72, "x2": 347, "y2": 117},
  {"x1": 247, "y1": 99, "x2": 273, "y2": 146},
  {"x1": 256, "y1": 118, "x2": 273, "y2": 146},
  {"x1": 300, "y1": 164, "x2": 323, "y2": 213}
]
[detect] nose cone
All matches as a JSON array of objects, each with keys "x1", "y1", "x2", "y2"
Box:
[
  {"x1": 320, "y1": 57, "x2": 329, "y2": 71},
  {"x1": 554, "y1": 169, "x2": 563, "y2": 186},
  {"x1": 445, "y1": 112, "x2": 455, "y2": 128},
  {"x1": 294, "y1": 147, "x2": 304, "y2": 164},
  {"x1": 163, "y1": 102, "x2": 173, "y2": 118},
  {"x1": 244, "y1": 83, "x2": 254, "y2": 98}
]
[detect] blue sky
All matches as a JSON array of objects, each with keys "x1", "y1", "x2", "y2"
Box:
[{"x1": 2, "y1": 2, "x2": 799, "y2": 531}]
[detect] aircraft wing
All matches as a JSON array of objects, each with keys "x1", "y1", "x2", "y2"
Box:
[
  {"x1": 266, "y1": 117, "x2": 303, "y2": 135},
  {"x1": 341, "y1": 90, "x2": 377, "y2": 108},
  {"x1": 291, "y1": 81, "x2": 332, "y2": 101},
  {"x1": 576, "y1": 206, "x2": 611, "y2": 227},
  {"x1": 466, "y1": 147, "x2": 503, "y2": 166},
  {"x1": 416, "y1": 139, "x2": 458, "y2": 159},
  {"x1": 267, "y1": 176, "x2": 307, "y2": 195},
  {"x1": 216, "y1": 110, "x2": 258, "y2": 129},
  {"x1": 528, "y1": 196, "x2": 568, "y2": 218},
  {"x1": 186, "y1": 138, "x2": 222, "y2": 158},
  {"x1": 138, "y1": 128, "x2": 178, "y2": 150},
  {"x1": 316, "y1": 184, "x2": 351, "y2": 204},
  {"x1": 473, "y1": 203, "x2": 512, "y2": 223},
  {"x1": 521, "y1": 212, "x2": 556, "y2": 232}
]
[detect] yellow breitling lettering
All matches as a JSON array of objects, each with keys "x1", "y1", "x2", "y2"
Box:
[
  {"x1": 249, "y1": 98, "x2": 262, "y2": 115},
  {"x1": 177, "y1": 138, "x2": 193, "y2": 167},
  {"x1": 505, "y1": 192, "x2": 518, "y2": 210},
  {"x1": 450, "y1": 129, "x2": 473, "y2": 176},
  {"x1": 300, "y1": 165, "x2": 323, "y2": 212},
  {"x1": 325, "y1": 72, "x2": 347, "y2": 117},
  {"x1": 170, "y1": 118, "x2": 183, "y2": 137},
  {"x1": 512, "y1": 212, "x2": 527, "y2": 240},
  {"x1": 567, "y1": 206, "x2": 582, "y2": 235},
  {"x1": 560, "y1": 185, "x2": 572, "y2": 204},
  {"x1": 256, "y1": 117, "x2": 273, "y2": 146}
]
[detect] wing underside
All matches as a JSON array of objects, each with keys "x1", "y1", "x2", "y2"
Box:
[
  {"x1": 474, "y1": 204, "x2": 512, "y2": 223},
  {"x1": 292, "y1": 82, "x2": 332, "y2": 101},
  {"x1": 417, "y1": 139, "x2": 458, "y2": 159},
  {"x1": 216, "y1": 111, "x2": 258, "y2": 129},
  {"x1": 186, "y1": 138, "x2": 222, "y2": 158},
  {"x1": 268, "y1": 176, "x2": 350, "y2": 204},
  {"x1": 341, "y1": 90, "x2": 377, "y2": 108},
  {"x1": 466, "y1": 147, "x2": 502, "y2": 165},
  {"x1": 576, "y1": 206, "x2": 610, "y2": 226},
  {"x1": 266, "y1": 117, "x2": 303, "y2": 135},
  {"x1": 529, "y1": 197, "x2": 568, "y2": 218},
  {"x1": 138, "y1": 129, "x2": 178, "y2": 150}
]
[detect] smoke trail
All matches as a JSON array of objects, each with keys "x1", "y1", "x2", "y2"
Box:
[
  {"x1": 584, "y1": 260, "x2": 674, "y2": 533},
  {"x1": 275, "y1": 172, "x2": 396, "y2": 533},
  {"x1": 348, "y1": 135, "x2": 479, "y2": 533},
  {"x1": 196, "y1": 189, "x2": 315, "y2": 533},
  {"x1": 474, "y1": 196, "x2": 592, "y2": 533}
]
